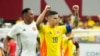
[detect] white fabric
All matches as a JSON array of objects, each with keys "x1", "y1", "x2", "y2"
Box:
[
  {"x1": 0, "y1": 42, "x2": 3, "y2": 48},
  {"x1": 8, "y1": 22, "x2": 38, "y2": 56}
]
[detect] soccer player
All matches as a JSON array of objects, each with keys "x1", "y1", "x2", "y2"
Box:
[
  {"x1": 4, "y1": 8, "x2": 38, "y2": 56},
  {"x1": 62, "y1": 32, "x2": 76, "y2": 56},
  {"x1": 7, "y1": 38, "x2": 16, "y2": 56},
  {"x1": 72, "y1": 39, "x2": 80, "y2": 56},
  {"x1": 36, "y1": 5, "x2": 71, "y2": 56}
]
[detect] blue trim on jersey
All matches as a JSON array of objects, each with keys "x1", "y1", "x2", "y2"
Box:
[{"x1": 66, "y1": 24, "x2": 72, "y2": 33}]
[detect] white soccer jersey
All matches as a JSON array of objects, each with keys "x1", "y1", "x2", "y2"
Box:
[{"x1": 7, "y1": 21, "x2": 38, "y2": 56}]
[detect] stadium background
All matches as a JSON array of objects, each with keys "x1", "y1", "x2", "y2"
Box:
[
  {"x1": 0, "y1": 0, "x2": 100, "y2": 22},
  {"x1": 0, "y1": 0, "x2": 100, "y2": 56}
]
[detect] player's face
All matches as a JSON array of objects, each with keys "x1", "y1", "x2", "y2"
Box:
[
  {"x1": 24, "y1": 10, "x2": 34, "y2": 23},
  {"x1": 48, "y1": 14, "x2": 59, "y2": 26}
]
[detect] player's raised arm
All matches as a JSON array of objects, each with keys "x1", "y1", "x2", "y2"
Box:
[
  {"x1": 72, "y1": 5, "x2": 79, "y2": 28},
  {"x1": 36, "y1": 5, "x2": 51, "y2": 29}
]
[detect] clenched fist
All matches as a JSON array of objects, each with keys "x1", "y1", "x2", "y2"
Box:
[{"x1": 44, "y1": 5, "x2": 51, "y2": 11}]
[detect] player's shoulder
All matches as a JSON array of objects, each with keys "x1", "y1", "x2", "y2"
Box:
[
  {"x1": 63, "y1": 37, "x2": 69, "y2": 40},
  {"x1": 41, "y1": 24, "x2": 48, "y2": 28},
  {"x1": 32, "y1": 21, "x2": 36, "y2": 25},
  {"x1": 57, "y1": 25, "x2": 66, "y2": 29},
  {"x1": 15, "y1": 21, "x2": 24, "y2": 25},
  {"x1": 58, "y1": 25, "x2": 66, "y2": 27},
  {"x1": 13, "y1": 22, "x2": 24, "y2": 28}
]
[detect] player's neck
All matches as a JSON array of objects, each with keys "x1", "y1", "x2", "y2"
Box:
[
  {"x1": 24, "y1": 21, "x2": 32, "y2": 25},
  {"x1": 49, "y1": 24, "x2": 56, "y2": 28},
  {"x1": 9, "y1": 39, "x2": 14, "y2": 42},
  {"x1": 47, "y1": 22, "x2": 56, "y2": 28}
]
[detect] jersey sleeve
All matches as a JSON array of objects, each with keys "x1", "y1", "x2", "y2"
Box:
[
  {"x1": 38, "y1": 24, "x2": 46, "y2": 44},
  {"x1": 38, "y1": 24, "x2": 45, "y2": 33},
  {"x1": 66, "y1": 24, "x2": 72, "y2": 33},
  {"x1": 61, "y1": 25, "x2": 67, "y2": 34},
  {"x1": 61, "y1": 24, "x2": 72, "y2": 35},
  {"x1": 62, "y1": 37, "x2": 69, "y2": 50},
  {"x1": 7, "y1": 24, "x2": 19, "y2": 38}
]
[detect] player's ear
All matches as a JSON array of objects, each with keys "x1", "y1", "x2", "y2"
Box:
[{"x1": 23, "y1": 13, "x2": 27, "y2": 18}]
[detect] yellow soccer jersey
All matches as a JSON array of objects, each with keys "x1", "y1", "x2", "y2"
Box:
[
  {"x1": 62, "y1": 37, "x2": 74, "y2": 56},
  {"x1": 39, "y1": 24, "x2": 66, "y2": 56}
]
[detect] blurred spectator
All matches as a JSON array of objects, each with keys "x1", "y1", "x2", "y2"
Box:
[
  {"x1": 0, "y1": 17, "x2": 4, "y2": 28},
  {"x1": 97, "y1": 15, "x2": 100, "y2": 25},
  {"x1": 16, "y1": 17, "x2": 23, "y2": 24},
  {"x1": 77, "y1": 22, "x2": 85, "y2": 30},
  {"x1": 0, "y1": 38, "x2": 4, "y2": 49},
  {"x1": 7, "y1": 38, "x2": 16, "y2": 56},
  {"x1": 93, "y1": 22, "x2": 100, "y2": 29},
  {"x1": 83, "y1": 21, "x2": 88, "y2": 29},
  {"x1": 58, "y1": 16, "x2": 64, "y2": 25},
  {"x1": 97, "y1": 14, "x2": 100, "y2": 21},
  {"x1": 63, "y1": 16, "x2": 71, "y2": 25},
  {"x1": 3, "y1": 23, "x2": 12, "y2": 28},
  {"x1": 87, "y1": 16, "x2": 95, "y2": 28},
  {"x1": 0, "y1": 38, "x2": 5, "y2": 56}
]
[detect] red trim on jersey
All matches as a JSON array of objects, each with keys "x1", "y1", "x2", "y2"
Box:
[
  {"x1": 8, "y1": 41, "x2": 16, "y2": 56},
  {"x1": 60, "y1": 41, "x2": 62, "y2": 56},
  {"x1": 64, "y1": 45, "x2": 69, "y2": 56},
  {"x1": 40, "y1": 33, "x2": 47, "y2": 56}
]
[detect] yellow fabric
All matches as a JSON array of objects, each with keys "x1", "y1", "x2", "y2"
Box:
[
  {"x1": 78, "y1": 22, "x2": 83, "y2": 26},
  {"x1": 93, "y1": 26, "x2": 100, "y2": 29},
  {"x1": 73, "y1": 44, "x2": 76, "y2": 56},
  {"x1": 39, "y1": 24, "x2": 66, "y2": 56},
  {"x1": 62, "y1": 37, "x2": 75, "y2": 56},
  {"x1": 16, "y1": 20, "x2": 23, "y2": 24},
  {"x1": 88, "y1": 36, "x2": 95, "y2": 42},
  {"x1": 87, "y1": 20, "x2": 95, "y2": 27}
]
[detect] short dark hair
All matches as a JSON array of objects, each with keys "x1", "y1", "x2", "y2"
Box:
[
  {"x1": 46, "y1": 11, "x2": 58, "y2": 17},
  {"x1": 0, "y1": 38, "x2": 4, "y2": 42},
  {"x1": 22, "y1": 8, "x2": 31, "y2": 15},
  {"x1": 7, "y1": 37, "x2": 13, "y2": 41}
]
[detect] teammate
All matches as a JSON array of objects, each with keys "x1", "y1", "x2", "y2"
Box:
[
  {"x1": 36, "y1": 5, "x2": 71, "y2": 56},
  {"x1": 7, "y1": 38, "x2": 16, "y2": 56},
  {"x1": 62, "y1": 5, "x2": 80, "y2": 56},
  {"x1": 72, "y1": 5, "x2": 80, "y2": 56},
  {"x1": 72, "y1": 39, "x2": 80, "y2": 56},
  {"x1": 62, "y1": 32, "x2": 75, "y2": 56},
  {"x1": 4, "y1": 8, "x2": 38, "y2": 56}
]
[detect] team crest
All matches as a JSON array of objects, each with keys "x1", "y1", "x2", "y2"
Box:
[
  {"x1": 56, "y1": 30, "x2": 60, "y2": 34},
  {"x1": 32, "y1": 27, "x2": 36, "y2": 31}
]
